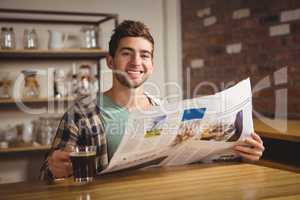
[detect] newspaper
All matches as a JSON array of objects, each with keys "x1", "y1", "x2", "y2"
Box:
[{"x1": 101, "y1": 78, "x2": 253, "y2": 174}]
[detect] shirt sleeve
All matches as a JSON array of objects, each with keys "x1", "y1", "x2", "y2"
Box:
[{"x1": 39, "y1": 111, "x2": 79, "y2": 183}]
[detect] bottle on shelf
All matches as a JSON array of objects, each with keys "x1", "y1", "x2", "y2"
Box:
[
  {"x1": 64, "y1": 63, "x2": 78, "y2": 98},
  {"x1": 22, "y1": 70, "x2": 40, "y2": 98},
  {"x1": 0, "y1": 27, "x2": 16, "y2": 49},
  {"x1": 0, "y1": 72, "x2": 12, "y2": 99},
  {"x1": 78, "y1": 64, "x2": 94, "y2": 96},
  {"x1": 80, "y1": 26, "x2": 100, "y2": 49},
  {"x1": 53, "y1": 69, "x2": 66, "y2": 98},
  {"x1": 23, "y1": 28, "x2": 39, "y2": 49}
]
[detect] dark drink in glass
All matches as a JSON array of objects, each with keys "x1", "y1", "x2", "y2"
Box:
[{"x1": 70, "y1": 146, "x2": 96, "y2": 183}]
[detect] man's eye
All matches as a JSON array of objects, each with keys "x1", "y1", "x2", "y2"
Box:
[
  {"x1": 121, "y1": 51, "x2": 131, "y2": 56},
  {"x1": 141, "y1": 54, "x2": 151, "y2": 59}
]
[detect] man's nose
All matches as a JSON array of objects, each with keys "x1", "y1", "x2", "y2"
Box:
[{"x1": 131, "y1": 54, "x2": 142, "y2": 65}]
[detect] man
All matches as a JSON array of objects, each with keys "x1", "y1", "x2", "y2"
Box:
[{"x1": 40, "y1": 20, "x2": 264, "y2": 182}]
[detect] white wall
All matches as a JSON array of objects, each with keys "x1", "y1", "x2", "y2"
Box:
[
  {"x1": 163, "y1": 0, "x2": 183, "y2": 102},
  {"x1": 0, "y1": 0, "x2": 182, "y2": 183}
]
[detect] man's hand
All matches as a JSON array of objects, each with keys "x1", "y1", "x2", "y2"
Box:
[
  {"x1": 48, "y1": 149, "x2": 73, "y2": 179},
  {"x1": 234, "y1": 132, "x2": 265, "y2": 162}
]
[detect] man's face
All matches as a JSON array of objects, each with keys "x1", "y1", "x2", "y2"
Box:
[{"x1": 107, "y1": 37, "x2": 154, "y2": 88}]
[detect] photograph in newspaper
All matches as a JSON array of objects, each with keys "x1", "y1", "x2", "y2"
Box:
[
  {"x1": 171, "y1": 108, "x2": 206, "y2": 146},
  {"x1": 161, "y1": 109, "x2": 246, "y2": 166},
  {"x1": 199, "y1": 110, "x2": 243, "y2": 142},
  {"x1": 144, "y1": 115, "x2": 167, "y2": 138}
]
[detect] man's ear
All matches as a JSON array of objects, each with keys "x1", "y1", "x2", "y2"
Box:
[{"x1": 106, "y1": 55, "x2": 114, "y2": 70}]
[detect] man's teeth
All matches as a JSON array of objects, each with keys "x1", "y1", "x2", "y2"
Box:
[{"x1": 127, "y1": 70, "x2": 143, "y2": 74}]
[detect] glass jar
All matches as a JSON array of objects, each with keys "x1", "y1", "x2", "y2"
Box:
[
  {"x1": 54, "y1": 69, "x2": 66, "y2": 98},
  {"x1": 0, "y1": 27, "x2": 16, "y2": 49},
  {"x1": 23, "y1": 29, "x2": 39, "y2": 49},
  {"x1": 78, "y1": 64, "x2": 93, "y2": 95},
  {"x1": 22, "y1": 70, "x2": 40, "y2": 98},
  {"x1": 37, "y1": 117, "x2": 60, "y2": 145},
  {"x1": 80, "y1": 26, "x2": 99, "y2": 48},
  {"x1": 0, "y1": 72, "x2": 12, "y2": 98}
]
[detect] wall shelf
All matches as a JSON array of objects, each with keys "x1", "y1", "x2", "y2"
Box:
[
  {"x1": 0, "y1": 96, "x2": 75, "y2": 104},
  {"x1": 0, "y1": 48, "x2": 108, "y2": 60},
  {"x1": 0, "y1": 145, "x2": 50, "y2": 154}
]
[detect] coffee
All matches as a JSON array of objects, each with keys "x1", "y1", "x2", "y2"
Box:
[{"x1": 70, "y1": 151, "x2": 96, "y2": 183}]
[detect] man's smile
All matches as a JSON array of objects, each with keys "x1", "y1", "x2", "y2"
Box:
[{"x1": 126, "y1": 69, "x2": 145, "y2": 79}]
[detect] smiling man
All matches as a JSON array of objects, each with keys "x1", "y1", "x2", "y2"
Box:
[
  {"x1": 40, "y1": 20, "x2": 160, "y2": 181},
  {"x1": 108, "y1": 37, "x2": 153, "y2": 89},
  {"x1": 40, "y1": 20, "x2": 264, "y2": 182}
]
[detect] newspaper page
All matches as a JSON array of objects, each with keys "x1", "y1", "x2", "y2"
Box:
[{"x1": 101, "y1": 78, "x2": 253, "y2": 173}]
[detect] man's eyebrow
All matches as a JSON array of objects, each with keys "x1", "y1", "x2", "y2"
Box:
[
  {"x1": 119, "y1": 47, "x2": 134, "y2": 52},
  {"x1": 119, "y1": 47, "x2": 152, "y2": 55},
  {"x1": 140, "y1": 50, "x2": 152, "y2": 55}
]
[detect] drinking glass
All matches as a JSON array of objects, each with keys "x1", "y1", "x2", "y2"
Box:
[{"x1": 70, "y1": 145, "x2": 97, "y2": 183}]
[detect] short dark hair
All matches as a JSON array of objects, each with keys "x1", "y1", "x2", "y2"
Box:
[{"x1": 108, "y1": 20, "x2": 154, "y2": 57}]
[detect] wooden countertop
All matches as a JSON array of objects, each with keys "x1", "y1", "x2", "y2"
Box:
[
  {"x1": 254, "y1": 118, "x2": 300, "y2": 142},
  {"x1": 1, "y1": 163, "x2": 299, "y2": 200}
]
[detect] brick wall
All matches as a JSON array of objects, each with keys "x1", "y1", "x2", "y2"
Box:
[{"x1": 181, "y1": 0, "x2": 300, "y2": 119}]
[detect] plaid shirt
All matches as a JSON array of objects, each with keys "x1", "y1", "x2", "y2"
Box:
[{"x1": 40, "y1": 93, "x2": 160, "y2": 182}]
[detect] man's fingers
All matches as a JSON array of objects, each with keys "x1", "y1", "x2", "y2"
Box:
[
  {"x1": 251, "y1": 132, "x2": 263, "y2": 144},
  {"x1": 235, "y1": 151, "x2": 260, "y2": 161},
  {"x1": 52, "y1": 150, "x2": 71, "y2": 162},
  {"x1": 234, "y1": 145, "x2": 262, "y2": 157},
  {"x1": 64, "y1": 144, "x2": 74, "y2": 152},
  {"x1": 51, "y1": 167, "x2": 71, "y2": 178},
  {"x1": 244, "y1": 138, "x2": 265, "y2": 151},
  {"x1": 50, "y1": 160, "x2": 72, "y2": 170},
  {"x1": 48, "y1": 149, "x2": 73, "y2": 178},
  {"x1": 235, "y1": 134, "x2": 265, "y2": 162},
  {"x1": 49, "y1": 161, "x2": 72, "y2": 178}
]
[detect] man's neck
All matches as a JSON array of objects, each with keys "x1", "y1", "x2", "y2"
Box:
[{"x1": 103, "y1": 80, "x2": 150, "y2": 111}]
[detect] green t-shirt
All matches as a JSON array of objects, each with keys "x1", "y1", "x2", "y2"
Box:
[
  {"x1": 97, "y1": 93, "x2": 160, "y2": 160},
  {"x1": 97, "y1": 95, "x2": 129, "y2": 160}
]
